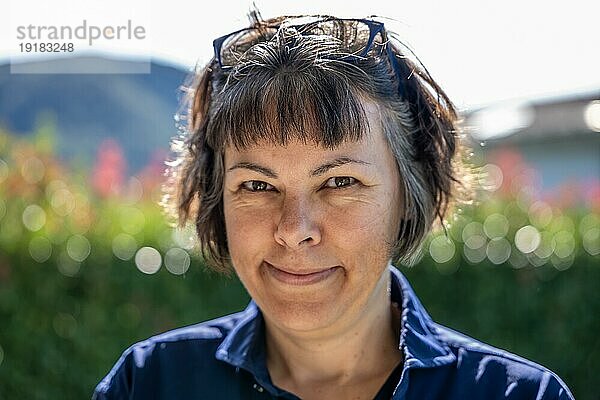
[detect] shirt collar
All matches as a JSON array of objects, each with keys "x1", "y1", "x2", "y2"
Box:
[
  {"x1": 390, "y1": 266, "x2": 456, "y2": 368},
  {"x1": 215, "y1": 265, "x2": 456, "y2": 383}
]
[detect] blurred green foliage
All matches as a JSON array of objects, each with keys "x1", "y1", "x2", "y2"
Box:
[{"x1": 0, "y1": 128, "x2": 598, "y2": 399}]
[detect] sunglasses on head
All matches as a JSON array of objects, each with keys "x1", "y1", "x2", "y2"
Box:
[
  {"x1": 211, "y1": 15, "x2": 409, "y2": 100},
  {"x1": 212, "y1": 16, "x2": 389, "y2": 70}
]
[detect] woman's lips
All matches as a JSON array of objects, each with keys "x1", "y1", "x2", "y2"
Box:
[{"x1": 263, "y1": 261, "x2": 340, "y2": 286}]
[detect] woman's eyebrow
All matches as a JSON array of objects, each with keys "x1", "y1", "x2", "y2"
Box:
[
  {"x1": 311, "y1": 157, "x2": 371, "y2": 177},
  {"x1": 227, "y1": 157, "x2": 371, "y2": 178},
  {"x1": 227, "y1": 162, "x2": 278, "y2": 178}
]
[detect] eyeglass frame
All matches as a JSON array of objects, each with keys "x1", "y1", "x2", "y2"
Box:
[
  {"x1": 211, "y1": 16, "x2": 409, "y2": 99},
  {"x1": 212, "y1": 16, "x2": 389, "y2": 70}
]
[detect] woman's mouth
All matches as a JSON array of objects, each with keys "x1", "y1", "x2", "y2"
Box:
[{"x1": 263, "y1": 261, "x2": 341, "y2": 286}]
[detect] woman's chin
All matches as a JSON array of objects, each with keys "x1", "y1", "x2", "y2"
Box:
[
  {"x1": 251, "y1": 265, "x2": 348, "y2": 332},
  {"x1": 263, "y1": 300, "x2": 343, "y2": 333}
]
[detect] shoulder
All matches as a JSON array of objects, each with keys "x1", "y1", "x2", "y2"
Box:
[
  {"x1": 427, "y1": 322, "x2": 574, "y2": 400},
  {"x1": 92, "y1": 310, "x2": 249, "y2": 400}
]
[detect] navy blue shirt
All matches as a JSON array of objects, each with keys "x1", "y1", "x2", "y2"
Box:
[{"x1": 93, "y1": 266, "x2": 574, "y2": 399}]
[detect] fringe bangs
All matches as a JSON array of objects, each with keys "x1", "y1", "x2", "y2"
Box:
[{"x1": 207, "y1": 66, "x2": 370, "y2": 150}]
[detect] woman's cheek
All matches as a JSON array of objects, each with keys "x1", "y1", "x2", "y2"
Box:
[
  {"x1": 324, "y1": 196, "x2": 391, "y2": 231},
  {"x1": 226, "y1": 201, "x2": 276, "y2": 243}
]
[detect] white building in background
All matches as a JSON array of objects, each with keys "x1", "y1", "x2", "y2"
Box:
[{"x1": 464, "y1": 90, "x2": 600, "y2": 199}]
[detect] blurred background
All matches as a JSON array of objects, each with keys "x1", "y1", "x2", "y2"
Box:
[{"x1": 0, "y1": 0, "x2": 599, "y2": 399}]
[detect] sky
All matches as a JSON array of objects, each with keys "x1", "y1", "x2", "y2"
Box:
[{"x1": 3, "y1": 0, "x2": 600, "y2": 110}]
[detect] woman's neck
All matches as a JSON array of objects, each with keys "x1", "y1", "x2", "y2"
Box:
[{"x1": 264, "y1": 272, "x2": 403, "y2": 398}]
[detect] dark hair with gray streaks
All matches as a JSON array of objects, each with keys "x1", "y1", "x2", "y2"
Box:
[{"x1": 163, "y1": 12, "x2": 471, "y2": 272}]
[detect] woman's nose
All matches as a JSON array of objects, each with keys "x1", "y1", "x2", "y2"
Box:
[{"x1": 274, "y1": 195, "x2": 322, "y2": 250}]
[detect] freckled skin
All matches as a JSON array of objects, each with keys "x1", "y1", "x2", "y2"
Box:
[{"x1": 223, "y1": 100, "x2": 404, "y2": 398}]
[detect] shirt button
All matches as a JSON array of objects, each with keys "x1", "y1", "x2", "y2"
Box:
[{"x1": 253, "y1": 383, "x2": 264, "y2": 393}]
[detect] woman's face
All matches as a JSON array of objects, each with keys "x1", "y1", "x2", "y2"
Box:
[{"x1": 223, "y1": 100, "x2": 403, "y2": 334}]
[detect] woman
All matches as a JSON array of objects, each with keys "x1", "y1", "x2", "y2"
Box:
[{"x1": 94, "y1": 13, "x2": 574, "y2": 399}]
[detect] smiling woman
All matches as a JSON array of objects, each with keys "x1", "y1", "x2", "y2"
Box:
[
  {"x1": 223, "y1": 108, "x2": 402, "y2": 335},
  {"x1": 93, "y1": 11, "x2": 574, "y2": 400}
]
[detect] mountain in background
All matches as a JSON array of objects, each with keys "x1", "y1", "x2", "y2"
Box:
[{"x1": 0, "y1": 55, "x2": 190, "y2": 175}]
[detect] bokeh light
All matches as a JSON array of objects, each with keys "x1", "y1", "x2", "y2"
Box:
[
  {"x1": 550, "y1": 215, "x2": 575, "y2": 235},
  {"x1": 66, "y1": 235, "x2": 91, "y2": 262},
  {"x1": 477, "y1": 163, "x2": 503, "y2": 192},
  {"x1": 582, "y1": 228, "x2": 600, "y2": 256},
  {"x1": 462, "y1": 221, "x2": 484, "y2": 244},
  {"x1": 448, "y1": 214, "x2": 470, "y2": 242},
  {"x1": 45, "y1": 179, "x2": 66, "y2": 198},
  {"x1": 112, "y1": 233, "x2": 138, "y2": 261},
  {"x1": 57, "y1": 250, "x2": 81, "y2": 277},
  {"x1": 516, "y1": 186, "x2": 537, "y2": 212},
  {"x1": 464, "y1": 233, "x2": 487, "y2": 251},
  {"x1": 462, "y1": 220, "x2": 488, "y2": 264},
  {"x1": 534, "y1": 231, "x2": 556, "y2": 260},
  {"x1": 3, "y1": 120, "x2": 600, "y2": 399},
  {"x1": 508, "y1": 246, "x2": 529, "y2": 269},
  {"x1": 172, "y1": 225, "x2": 197, "y2": 250},
  {"x1": 158, "y1": 229, "x2": 175, "y2": 251},
  {"x1": 165, "y1": 247, "x2": 191, "y2": 275},
  {"x1": 503, "y1": 201, "x2": 527, "y2": 230},
  {"x1": 553, "y1": 231, "x2": 575, "y2": 259},
  {"x1": 551, "y1": 254, "x2": 575, "y2": 271},
  {"x1": 483, "y1": 213, "x2": 509, "y2": 239},
  {"x1": 528, "y1": 201, "x2": 553, "y2": 229},
  {"x1": 583, "y1": 100, "x2": 600, "y2": 132},
  {"x1": 21, "y1": 156, "x2": 45, "y2": 184},
  {"x1": 429, "y1": 235, "x2": 456, "y2": 264},
  {"x1": 463, "y1": 244, "x2": 487, "y2": 264},
  {"x1": 486, "y1": 237, "x2": 511, "y2": 264},
  {"x1": 50, "y1": 187, "x2": 76, "y2": 217},
  {"x1": 527, "y1": 253, "x2": 547, "y2": 268},
  {"x1": 514, "y1": 225, "x2": 541, "y2": 254},
  {"x1": 22, "y1": 204, "x2": 46, "y2": 232},
  {"x1": 579, "y1": 213, "x2": 600, "y2": 236},
  {"x1": 29, "y1": 236, "x2": 53, "y2": 263},
  {"x1": 135, "y1": 246, "x2": 162, "y2": 274}
]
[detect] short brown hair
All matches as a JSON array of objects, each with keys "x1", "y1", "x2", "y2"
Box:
[{"x1": 163, "y1": 13, "x2": 470, "y2": 272}]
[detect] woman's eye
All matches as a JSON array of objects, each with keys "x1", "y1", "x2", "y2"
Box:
[
  {"x1": 325, "y1": 176, "x2": 357, "y2": 189},
  {"x1": 241, "y1": 180, "x2": 274, "y2": 192}
]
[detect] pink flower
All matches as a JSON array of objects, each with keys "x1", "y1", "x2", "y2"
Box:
[{"x1": 92, "y1": 139, "x2": 126, "y2": 198}]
